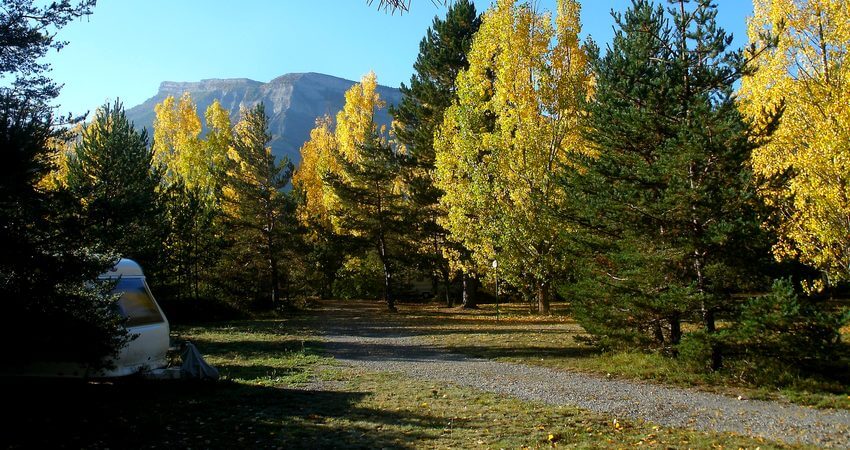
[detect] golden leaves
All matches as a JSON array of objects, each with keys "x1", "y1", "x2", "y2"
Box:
[
  {"x1": 434, "y1": 0, "x2": 592, "y2": 288},
  {"x1": 740, "y1": 0, "x2": 850, "y2": 280},
  {"x1": 152, "y1": 93, "x2": 232, "y2": 198},
  {"x1": 293, "y1": 72, "x2": 390, "y2": 233}
]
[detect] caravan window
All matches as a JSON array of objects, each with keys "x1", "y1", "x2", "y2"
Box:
[{"x1": 114, "y1": 278, "x2": 163, "y2": 327}]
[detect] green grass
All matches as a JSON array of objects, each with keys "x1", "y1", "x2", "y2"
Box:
[
  {"x1": 391, "y1": 301, "x2": 850, "y2": 410},
  {"x1": 0, "y1": 316, "x2": 801, "y2": 449}
]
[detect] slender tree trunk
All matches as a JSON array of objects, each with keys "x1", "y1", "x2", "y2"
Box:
[
  {"x1": 694, "y1": 236, "x2": 721, "y2": 370},
  {"x1": 442, "y1": 265, "x2": 453, "y2": 307},
  {"x1": 269, "y1": 253, "x2": 280, "y2": 310},
  {"x1": 669, "y1": 313, "x2": 682, "y2": 353},
  {"x1": 268, "y1": 225, "x2": 280, "y2": 310},
  {"x1": 653, "y1": 321, "x2": 666, "y2": 346},
  {"x1": 323, "y1": 270, "x2": 335, "y2": 299},
  {"x1": 536, "y1": 280, "x2": 550, "y2": 315},
  {"x1": 703, "y1": 306, "x2": 721, "y2": 370},
  {"x1": 461, "y1": 272, "x2": 477, "y2": 309},
  {"x1": 377, "y1": 236, "x2": 396, "y2": 312}
]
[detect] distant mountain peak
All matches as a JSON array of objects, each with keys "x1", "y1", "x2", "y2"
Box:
[
  {"x1": 127, "y1": 72, "x2": 402, "y2": 164},
  {"x1": 157, "y1": 78, "x2": 263, "y2": 95}
]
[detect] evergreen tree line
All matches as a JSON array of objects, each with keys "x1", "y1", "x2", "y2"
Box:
[{"x1": 52, "y1": 100, "x2": 301, "y2": 318}]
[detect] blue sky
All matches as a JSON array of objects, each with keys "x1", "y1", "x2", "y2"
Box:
[{"x1": 46, "y1": 1, "x2": 753, "y2": 116}]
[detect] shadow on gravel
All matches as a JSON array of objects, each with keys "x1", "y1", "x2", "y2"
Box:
[
  {"x1": 442, "y1": 345, "x2": 599, "y2": 360},
  {"x1": 0, "y1": 377, "x2": 445, "y2": 449},
  {"x1": 325, "y1": 340, "x2": 484, "y2": 363}
]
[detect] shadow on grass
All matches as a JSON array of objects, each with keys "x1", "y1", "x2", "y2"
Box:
[
  {"x1": 322, "y1": 339, "x2": 599, "y2": 365},
  {"x1": 188, "y1": 337, "x2": 327, "y2": 359},
  {"x1": 0, "y1": 377, "x2": 451, "y2": 449}
]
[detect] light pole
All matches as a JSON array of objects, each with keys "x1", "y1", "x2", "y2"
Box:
[{"x1": 492, "y1": 259, "x2": 499, "y2": 322}]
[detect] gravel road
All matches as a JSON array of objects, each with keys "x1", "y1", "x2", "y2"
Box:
[{"x1": 316, "y1": 302, "x2": 850, "y2": 448}]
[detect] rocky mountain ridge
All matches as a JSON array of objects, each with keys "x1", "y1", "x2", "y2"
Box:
[{"x1": 125, "y1": 72, "x2": 402, "y2": 163}]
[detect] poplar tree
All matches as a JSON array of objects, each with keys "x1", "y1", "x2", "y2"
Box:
[
  {"x1": 153, "y1": 95, "x2": 232, "y2": 199},
  {"x1": 392, "y1": 0, "x2": 480, "y2": 307},
  {"x1": 570, "y1": 0, "x2": 767, "y2": 368},
  {"x1": 739, "y1": 0, "x2": 850, "y2": 287},
  {"x1": 292, "y1": 117, "x2": 348, "y2": 298},
  {"x1": 434, "y1": 0, "x2": 592, "y2": 314},
  {"x1": 294, "y1": 73, "x2": 396, "y2": 303}
]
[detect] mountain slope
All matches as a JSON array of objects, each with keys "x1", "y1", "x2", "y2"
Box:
[{"x1": 125, "y1": 72, "x2": 402, "y2": 163}]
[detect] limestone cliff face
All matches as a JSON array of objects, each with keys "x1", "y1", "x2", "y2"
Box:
[{"x1": 126, "y1": 72, "x2": 402, "y2": 163}]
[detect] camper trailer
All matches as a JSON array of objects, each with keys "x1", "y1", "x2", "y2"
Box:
[
  {"x1": 98, "y1": 258, "x2": 170, "y2": 377},
  {"x1": 11, "y1": 258, "x2": 170, "y2": 378}
]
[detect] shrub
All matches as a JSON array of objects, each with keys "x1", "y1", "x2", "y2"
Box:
[
  {"x1": 332, "y1": 253, "x2": 384, "y2": 300},
  {"x1": 717, "y1": 278, "x2": 849, "y2": 377}
]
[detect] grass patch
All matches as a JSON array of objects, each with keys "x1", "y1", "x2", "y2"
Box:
[
  {"x1": 0, "y1": 316, "x2": 801, "y2": 449},
  {"x1": 390, "y1": 301, "x2": 850, "y2": 410}
]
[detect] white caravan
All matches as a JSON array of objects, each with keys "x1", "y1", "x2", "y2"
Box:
[
  {"x1": 98, "y1": 258, "x2": 170, "y2": 377},
  {"x1": 11, "y1": 258, "x2": 171, "y2": 378}
]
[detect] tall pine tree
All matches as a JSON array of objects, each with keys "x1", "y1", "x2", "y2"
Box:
[
  {"x1": 66, "y1": 100, "x2": 164, "y2": 272},
  {"x1": 221, "y1": 104, "x2": 297, "y2": 310},
  {"x1": 324, "y1": 131, "x2": 411, "y2": 312},
  {"x1": 391, "y1": 0, "x2": 480, "y2": 307},
  {"x1": 567, "y1": 0, "x2": 769, "y2": 368},
  {"x1": 1, "y1": 96, "x2": 129, "y2": 370},
  {"x1": 0, "y1": 0, "x2": 130, "y2": 370}
]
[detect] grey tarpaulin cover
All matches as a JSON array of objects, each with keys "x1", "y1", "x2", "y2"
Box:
[{"x1": 180, "y1": 342, "x2": 220, "y2": 380}]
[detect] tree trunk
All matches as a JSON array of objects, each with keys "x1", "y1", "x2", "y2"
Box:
[
  {"x1": 382, "y1": 261, "x2": 395, "y2": 312},
  {"x1": 536, "y1": 281, "x2": 550, "y2": 315},
  {"x1": 442, "y1": 266, "x2": 453, "y2": 307},
  {"x1": 461, "y1": 272, "x2": 477, "y2": 309},
  {"x1": 653, "y1": 321, "x2": 665, "y2": 346},
  {"x1": 269, "y1": 253, "x2": 280, "y2": 311},
  {"x1": 377, "y1": 237, "x2": 396, "y2": 312},
  {"x1": 669, "y1": 314, "x2": 682, "y2": 356},
  {"x1": 694, "y1": 249, "x2": 722, "y2": 370},
  {"x1": 703, "y1": 306, "x2": 722, "y2": 370}
]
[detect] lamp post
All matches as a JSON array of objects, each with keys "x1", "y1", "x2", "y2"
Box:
[{"x1": 492, "y1": 259, "x2": 499, "y2": 322}]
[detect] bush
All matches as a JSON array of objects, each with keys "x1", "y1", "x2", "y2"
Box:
[
  {"x1": 721, "y1": 278, "x2": 849, "y2": 373},
  {"x1": 677, "y1": 331, "x2": 717, "y2": 371},
  {"x1": 332, "y1": 253, "x2": 384, "y2": 300}
]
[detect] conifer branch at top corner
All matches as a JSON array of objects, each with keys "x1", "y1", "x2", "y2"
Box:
[{"x1": 368, "y1": 0, "x2": 448, "y2": 14}]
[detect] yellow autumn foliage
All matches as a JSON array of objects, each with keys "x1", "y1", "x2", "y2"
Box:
[
  {"x1": 434, "y1": 0, "x2": 592, "y2": 308},
  {"x1": 739, "y1": 0, "x2": 850, "y2": 282},
  {"x1": 153, "y1": 94, "x2": 231, "y2": 198},
  {"x1": 294, "y1": 72, "x2": 388, "y2": 232}
]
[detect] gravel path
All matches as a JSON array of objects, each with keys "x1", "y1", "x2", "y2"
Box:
[{"x1": 316, "y1": 302, "x2": 850, "y2": 447}]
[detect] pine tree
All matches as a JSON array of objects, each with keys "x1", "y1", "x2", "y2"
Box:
[
  {"x1": 0, "y1": 0, "x2": 96, "y2": 105},
  {"x1": 0, "y1": 95, "x2": 129, "y2": 369},
  {"x1": 0, "y1": 0, "x2": 130, "y2": 370},
  {"x1": 324, "y1": 131, "x2": 411, "y2": 312},
  {"x1": 392, "y1": 0, "x2": 480, "y2": 307},
  {"x1": 569, "y1": 0, "x2": 769, "y2": 368},
  {"x1": 221, "y1": 104, "x2": 296, "y2": 310},
  {"x1": 66, "y1": 100, "x2": 164, "y2": 271}
]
